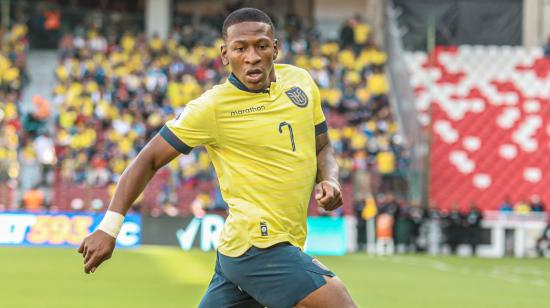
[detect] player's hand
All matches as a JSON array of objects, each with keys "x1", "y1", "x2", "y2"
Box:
[
  {"x1": 77, "y1": 230, "x2": 116, "y2": 274},
  {"x1": 315, "y1": 180, "x2": 343, "y2": 211}
]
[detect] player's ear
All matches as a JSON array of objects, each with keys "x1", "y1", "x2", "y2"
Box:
[
  {"x1": 221, "y1": 44, "x2": 229, "y2": 66},
  {"x1": 273, "y1": 39, "x2": 279, "y2": 61}
]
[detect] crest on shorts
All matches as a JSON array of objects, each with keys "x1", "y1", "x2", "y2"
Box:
[{"x1": 285, "y1": 87, "x2": 308, "y2": 108}]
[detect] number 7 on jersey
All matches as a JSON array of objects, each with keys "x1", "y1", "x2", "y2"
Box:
[{"x1": 278, "y1": 122, "x2": 296, "y2": 152}]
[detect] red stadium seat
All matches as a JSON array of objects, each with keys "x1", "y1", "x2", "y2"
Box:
[{"x1": 407, "y1": 45, "x2": 550, "y2": 210}]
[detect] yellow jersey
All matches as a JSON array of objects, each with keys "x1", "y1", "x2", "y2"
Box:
[
  {"x1": 160, "y1": 64, "x2": 327, "y2": 257},
  {"x1": 353, "y1": 23, "x2": 371, "y2": 44}
]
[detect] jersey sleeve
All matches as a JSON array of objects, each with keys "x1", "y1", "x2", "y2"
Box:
[
  {"x1": 159, "y1": 97, "x2": 217, "y2": 154},
  {"x1": 311, "y1": 77, "x2": 328, "y2": 135}
]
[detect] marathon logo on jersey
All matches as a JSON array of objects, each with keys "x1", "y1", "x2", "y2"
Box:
[
  {"x1": 285, "y1": 87, "x2": 308, "y2": 108},
  {"x1": 230, "y1": 105, "x2": 266, "y2": 117},
  {"x1": 260, "y1": 222, "x2": 268, "y2": 236}
]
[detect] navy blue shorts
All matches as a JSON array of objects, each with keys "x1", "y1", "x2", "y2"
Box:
[{"x1": 199, "y1": 243, "x2": 335, "y2": 308}]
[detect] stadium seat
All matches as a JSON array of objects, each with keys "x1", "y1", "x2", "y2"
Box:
[{"x1": 406, "y1": 45, "x2": 550, "y2": 210}]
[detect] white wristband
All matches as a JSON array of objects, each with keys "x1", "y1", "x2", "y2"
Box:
[{"x1": 97, "y1": 211, "x2": 125, "y2": 238}]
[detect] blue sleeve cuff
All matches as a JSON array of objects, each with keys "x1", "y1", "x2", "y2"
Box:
[
  {"x1": 159, "y1": 125, "x2": 193, "y2": 154},
  {"x1": 315, "y1": 121, "x2": 328, "y2": 135}
]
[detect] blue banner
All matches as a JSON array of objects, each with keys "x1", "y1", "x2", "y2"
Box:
[
  {"x1": 0, "y1": 211, "x2": 141, "y2": 248},
  {"x1": 305, "y1": 217, "x2": 347, "y2": 256}
]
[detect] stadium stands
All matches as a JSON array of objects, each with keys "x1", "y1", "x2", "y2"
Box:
[
  {"x1": 406, "y1": 45, "x2": 550, "y2": 211},
  {"x1": 1, "y1": 14, "x2": 407, "y2": 217},
  {"x1": 0, "y1": 22, "x2": 29, "y2": 209}
]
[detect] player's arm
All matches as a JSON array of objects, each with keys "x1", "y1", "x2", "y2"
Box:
[
  {"x1": 78, "y1": 134, "x2": 180, "y2": 274},
  {"x1": 314, "y1": 132, "x2": 343, "y2": 211}
]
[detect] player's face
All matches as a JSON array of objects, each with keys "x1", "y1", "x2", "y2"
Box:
[{"x1": 221, "y1": 21, "x2": 278, "y2": 91}]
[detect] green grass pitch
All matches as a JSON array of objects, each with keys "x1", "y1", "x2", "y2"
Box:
[{"x1": 1, "y1": 246, "x2": 549, "y2": 307}]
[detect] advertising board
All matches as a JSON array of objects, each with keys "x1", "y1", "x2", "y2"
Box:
[
  {"x1": 142, "y1": 214, "x2": 347, "y2": 255},
  {"x1": 0, "y1": 211, "x2": 141, "y2": 248}
]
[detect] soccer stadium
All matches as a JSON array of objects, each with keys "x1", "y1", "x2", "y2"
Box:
[{"x1": 1, "y1": 0, "x2": 549, "y2": 307}]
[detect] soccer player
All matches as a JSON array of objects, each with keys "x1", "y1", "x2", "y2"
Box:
[{"x1": 78, "y1": 8, "x2": 357, "y2": 308}]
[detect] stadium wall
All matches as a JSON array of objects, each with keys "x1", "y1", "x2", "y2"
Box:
[
  {"x1": 314, "y1": 0, "x2": 369, "y2": 39},
  {"x1": 146, "y1": 0, "x2": 170, "y2": 39},
  {"x1": 523, "y1": 0, "x2": 550, "y2": 47},
  {"x1": 314, "y1": 0, "x2": 368, "y2": 20},
  {"x1": 393, "y1": 0, "x2": 523, "y2": 50}
]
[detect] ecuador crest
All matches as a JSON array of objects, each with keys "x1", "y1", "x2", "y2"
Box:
[{"x1": 285, "y1": 87, "x2": 308, "y2": 108}]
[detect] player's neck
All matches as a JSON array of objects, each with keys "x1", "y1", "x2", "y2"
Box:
[{"x1": 229, "y1": 72, "x2": 276, "y2": 93}]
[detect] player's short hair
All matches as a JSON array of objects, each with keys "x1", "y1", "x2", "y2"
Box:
[{"x1": 222, "y1": 8, "x2": 274, "y2": 39}]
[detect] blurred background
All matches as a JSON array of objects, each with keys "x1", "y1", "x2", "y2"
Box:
[{"x1": 0, "y1": 0, "x2": 549, "y2": 307}]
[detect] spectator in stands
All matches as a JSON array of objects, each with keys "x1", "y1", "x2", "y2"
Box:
[
  {"x1": 18, "y1": 137, "x2": 42, "y2": 192},
  {"x1": 394, "y1": 198, "x2": 413, "y2": 253},
  {"x1": 87, "y1": 153, "x2": 110, "y2": 186},
  {"x1": 0, "y1": 111, "x2": 19, "y2": 185},
  {"x1": 339, "y1": 18, "x2": 355, "y2": 49},
  {"x1": 33, "y1": 132, "x2": 56, "y2": 185},
  {"x1": 378, "y1": 193, "x2": 400, "y2": 218},
  {"x1": 499, "y1": 195, "x2": 513, "y2": 213},
  {"x1": 544, "y1": 36, "x2": 550, "y2": 57},
  {"x1": 408, "y1": 201, "x2": 424, "y2": 252},
  {"x1": 190, "y1": 191, "x2": 210, "y2": 218},
  {"x1": 354, "y1": 198, "x2": 367, "y2": 251},
  {"x1": 176, "y1": 26, "x2": 196, "y2": 50},
  {"x1": 367, "y1": 65, "x2": 389, "y2": 97},
  {"x1": 351, "y1": 14, "x2": 371, "y2": 52},
  {"x1": 23, "y1": 185, "x2": 44, "y2": 211},
  {"x1": 376, "y1": 212, "x2": 394, "y2": 255},
  {"x1": 465, "y1": 201, "x2": 483, "y2": 256},
  {"x1": 156, "y1": 181, "x2": 179, "y2": 217},
  {"x1": 530, "y1": 195, "x2": 546, "y2": 212},
  {"x1": 514, "y1": 197, "x2": 531, "y2": 214},
  {"x1": 376, "y1": 145, "x2": 396, "y2": 191},
  {"x1": 536, "y1": 224, "x2": 550, "y2": 257},
  {"x1": 445, "y1": 203, "x2": 465, "y2": 255}
]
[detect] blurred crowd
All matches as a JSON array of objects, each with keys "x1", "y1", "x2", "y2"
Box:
[
  {"x1": 9, "y1": 14, "x2": 406, "y2": 213},
  {"x1": 354, "y1": 193, "x2": 548, "y2": 256},
  {"x1": 498, "y1": 195, "x2": 547, "y2": 214},
  {"x1": 52, "y1": 27, "x2": 226, "y2": 202},
  {"x1": 0, "y1": 22, "x2": 31, "y2": 208}
]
